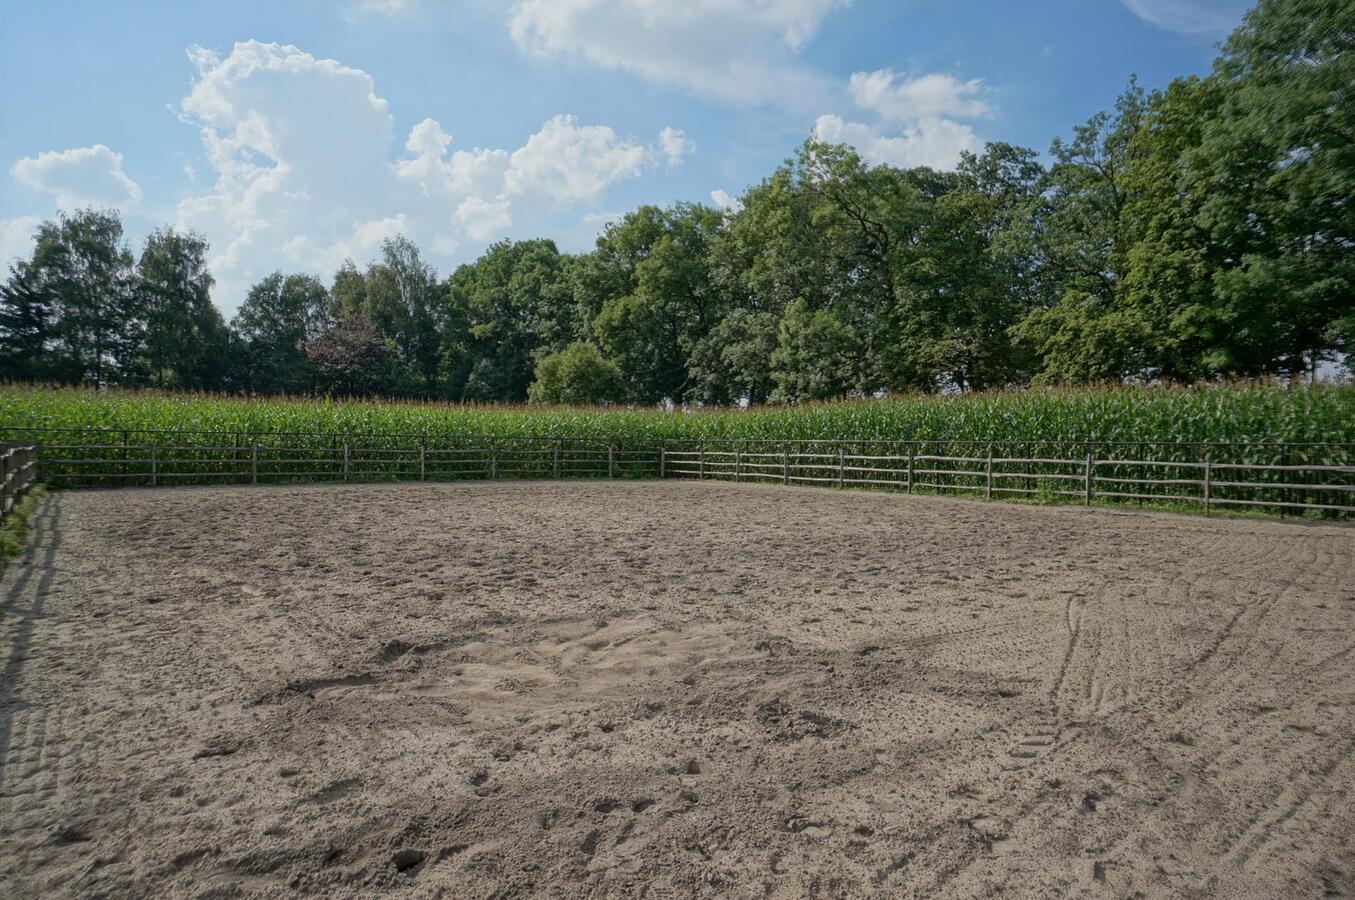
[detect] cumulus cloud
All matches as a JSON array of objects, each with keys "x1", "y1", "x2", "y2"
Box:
[
  {"x1": 814, "y1": 114, "x2": 980, "y2": 170},
  {"x1": 1121, "y1": 0, "x2": 1249, "y2": 35},
  {"x1": 169, "y1": 40, "x2": 679, "y2": 312},
  {"x1": 507, "y1": 0, "x2": 841, "y2": 111},
  {"x1": 811, "y1": 67, "x2": 992, "y2": 171},
  {"x1": 504, "y1": 115, "x2": 650, "y2": 202},
  {"x1": 658, "y1": 127, "x2": 695, "y2": 169},
  {"x1": 11, "y1": 145, "x2": 141, "y2": 209},
  {"x1": 710, "y1": 189, "x2": 740, "y2": 212},
  {"x1": 848, "y1": 70, "x2": 989, "y2": 121}
]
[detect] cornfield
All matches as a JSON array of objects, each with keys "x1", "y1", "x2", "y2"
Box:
[
  {"x1": 2, "y1": 382, "x2": 1352, "y2": 445},
  {"x1": 1, "y1": 383, "x2": 1351, "y2": 517}
]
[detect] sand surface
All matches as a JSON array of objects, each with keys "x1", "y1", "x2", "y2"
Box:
[{"x1": 2, "y1": 481, "x2": 1353, "y2": 898}]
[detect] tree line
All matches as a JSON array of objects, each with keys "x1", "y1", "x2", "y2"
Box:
[{"x1": 1, "y1": 0, "x2": 1349, "y2": 403}]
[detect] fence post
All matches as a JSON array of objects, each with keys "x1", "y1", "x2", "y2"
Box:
[
  {"x1": 1203, "y1": 452, "x2": 1212, "y2": 516},
  {"x1": 1280, "y1": 444, "x2": 1288, "y2": 519},
  {"x1": 490, "y1": 442, "x2": 497, "y2": 480},
  {"x1": 906, "y1": 449, "x2": 914, "y2": 494},
  {"x1": 1084, "y1": 452, "x2": 1093, "y2": 506},
  {"x1": 735, "y1": 448, "x2": 742, "y2": 483},
  {"x1": 838, "y1": 446, "x2": 845, "y2": 488},
  {"x1": 554, "y1": 442, "x2": 561, "y2": 479},
  {"x1": 251, "y1": 443, "x2": 259, "y2": 485},
  {"x1": 1, "y1": 450, "x2": 8, "y2": 517},
  {"x1": 150, "y1": 445, "x2": 158, "y2": 487},
  {"x1": 608, "y1": 446, "x2": 615, "y2": 479},
  {"x1": 419, "y1": 440, "x2": 426, "y2": 481},
  {"x1": 699, "y1": 443, "x2": 706, "y2": 480},
  {"x1": 343, "y1": 442, "x2": 350, "y2": 481},
  {"x1": 985, "y1": 447, "x2": 993, "y2": 500},
  {"x1": 660, "y1": 445, "x2": 667, "y2": 479}
]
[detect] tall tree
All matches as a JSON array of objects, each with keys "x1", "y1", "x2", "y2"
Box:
[
  {"x1": 231, "y1": 272, "x2": 331, "y2": 394},
  {"x1": 1013, "y1": 83, "x2": 1150, "y2": 383},
  {"x1": 1, "y1": 210, "x2": 141, "y2": 387},
  {"x1": 369, "y1": 236, "x2": 442, "y2": 392},
  {"x1": 137, "y1": 227, "x2": 230, "y2": 389},
  {"x1": 892, "y1": 143, "x2": 1045, "y2": 391},
  {"x1": 587, "y1": 203, "x2": 725, "y2": 403},
  {"x1": 0, "y1": 259, "x2": 54, "y2": 382},
  {"x1": 1191, "y1": 0, "x2": 1355, "y2": 379},
  {"x1": 446, "y1": 239, "x2": 572, "y2": 402}
]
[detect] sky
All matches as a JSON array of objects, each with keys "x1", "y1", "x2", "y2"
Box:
[{"x1": 0, "y1": 0, "x2": 1254, "y2": 316}]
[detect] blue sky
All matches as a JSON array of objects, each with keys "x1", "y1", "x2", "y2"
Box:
[{"x1": 0, "y1": 0, "x2": 1252, "y2": 315}]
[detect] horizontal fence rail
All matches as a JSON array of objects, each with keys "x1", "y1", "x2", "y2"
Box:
[
  {"x1": 3, "y1": 426, "x2": 1352, "y2": 521},
  {"x1": 1, "y1": 443, "x2": 38, "y2": 522},
  {"x1": 30, "y1": 435, "x2": 659, "y2": 489},
  {"x1": 658, "y1": 438, "x2": 1355, "y2": 520}
]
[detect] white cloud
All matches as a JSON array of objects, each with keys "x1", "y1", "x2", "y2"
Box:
[
  {"x1": 359, "y1": 0, "x2": 413, "y2": 12},
  {"x1": 175, "y1": 40, "x2": 395, "y2": 300},
  {"x1": 1, "y1": 216, "x2": 44, "y2": 270},
  {"x1": 507, "y1": 0, "x2": 841, "y2": 110},
  {"x1": 812, "y1": 66, "x2": 993, "y2": 171},
  {"x1": 710, "y1": 189, "x2": 741, "y2": 212},
  {"x1": 814, "y1": 114, "x2": 980, "y2": 170},
  {"x1": 454, "y1": 196, "x2": 512, "y2": 241},
  {"x1": 1121, "y1": 0, "x2": 1249, "y2": 36},
  {"x1": 11, "y1": 145, "x2": 141, "y2": 209},
  {"x1": 170, "y1": 40, "x2": 674, "y2": 313},
  {"x1": 658, "y1": 126, "x2": 695, "y2": 169},
  {"x1": 504, "y1": 115, "x2": 650, "y2": 203},
  {"x1": 848, "y1": 70, "x2": 989, "y2": 121}
]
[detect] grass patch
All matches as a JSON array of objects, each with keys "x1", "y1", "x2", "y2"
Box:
[{"x1": 0, "y1": 487, "x2": 47, "y2": 573}]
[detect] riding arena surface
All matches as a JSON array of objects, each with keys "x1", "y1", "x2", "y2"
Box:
[{"x1": 1, "y1": 480, "x2": 1353, "y2": 898}]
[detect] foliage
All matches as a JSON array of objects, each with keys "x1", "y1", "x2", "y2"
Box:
[
  {"x1": 0, "y1": 487, "x2": 46, "y2": 573},
  {"x1": 528, "y1": 342, "x2": 626, "y2": 405}
]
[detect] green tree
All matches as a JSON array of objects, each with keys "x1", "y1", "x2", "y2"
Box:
[
  {"x1": 446, "y1": 239, "x2": 573, "y2": 402},
  {"x1": 892, "y1": 143, "x2": 1044, "y2": 391},
  {"x1": 231, "y1": 272, "x2": 331, "y2": 394},
  {"x1": 329, "y1": 260, "x2": 368, "y2": 320},
  {"x1": 1013, "y1": 83, "x2": 1150, "y2": 383},
  {"x1": 361, "y1": 237, "x2": 442, "y2": 393},
  {"x1": 527, "y1": 341, "x2": 626, "y2": 404},
  {"x1": 137, "y1": 227, "x2": 230, "y2": 389},
  {"x1": 588, "y1": 203, "x2": 725, "y2": 403},
  {"x1": 770, "y1": 299, "x2": 860, "y2": 402},
  {"x1": 0, "y1": 210, "x2": 140, "y2": 386},
  {"x1": 1191, "y1": 0, "x2": 1355, "y2": 378},
  {"x1": 0, "y1": 258, "x2": 54, "y2": 381},
  {"x1": 714, "y1": 142, "x2": 928, "y2": 396},
  {"x1": 687, "y1": 309, "x2": 780, "y2": 405}
]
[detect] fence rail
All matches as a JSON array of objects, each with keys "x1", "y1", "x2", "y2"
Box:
[
  {"x1": 34, "y1": 437, "x2": 659, "y2": 489},
  {"x1": 5, "y1": 428, "x2": 1353, "y2": 521},
  {"x1": 659, "y1": 440, "x2": 1355, "y2": 519},
  {"x1": 1, "y1": 443, "x2": 38, "y2": 522}
]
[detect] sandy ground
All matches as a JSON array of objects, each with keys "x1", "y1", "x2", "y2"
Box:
[{"x1": 1, "y1": 481, "x2": 1353, "y2": 899}]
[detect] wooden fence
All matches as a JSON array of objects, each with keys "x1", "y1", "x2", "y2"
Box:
[
  {"x1": 1, "y1": 443, "x2": 38, "y2": 523},
  {"x1": 31, "y1": 436, "x2": 660, "y2": 488},
  {"x1": 4, "y1": 428, "x2": 1353, "y2": 520},
  {"x1": 659, "y1": 439, "x2": 1355, "y2": 519}
]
